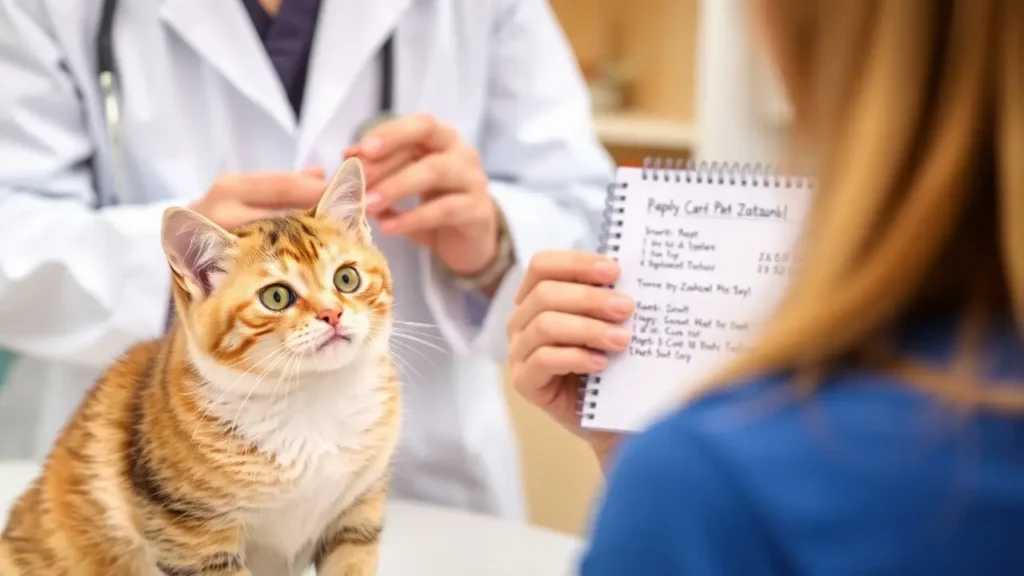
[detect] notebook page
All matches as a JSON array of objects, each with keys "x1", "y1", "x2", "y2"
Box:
[{"x1": 583, "y1": 166, "x2": 813, "y2": 433}]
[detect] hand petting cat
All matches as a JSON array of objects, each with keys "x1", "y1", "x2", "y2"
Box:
[
  {"x1": 344, "y1": 114, "x2": 508, "y2": 284},
  {"x1": 189, "y1": 167, "x2": 327, "y2": 230}
]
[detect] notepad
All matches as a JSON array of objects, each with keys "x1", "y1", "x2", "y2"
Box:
[{"x1": 579, "y1": 159, "x2": 814, "y2": 433}]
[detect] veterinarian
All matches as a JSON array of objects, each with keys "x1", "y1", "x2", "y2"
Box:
[{"x1": 0, "y1": 0, "x2": 612, "y2": 522}]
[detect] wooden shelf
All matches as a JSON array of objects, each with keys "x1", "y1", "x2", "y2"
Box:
[
  {"x1": 594, "y1": 112, "x2": 698, "y2": 152},
  {"x1": 551, "y1": 0, "x2": 699, "y2": 121}
]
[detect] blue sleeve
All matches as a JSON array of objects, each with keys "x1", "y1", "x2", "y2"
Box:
[{"x1": 578, "y1": 417, "x2": 783, "y2": 576}]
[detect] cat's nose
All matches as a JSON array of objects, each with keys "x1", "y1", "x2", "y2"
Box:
[{"x1": 317, "y1": 308, "x2": 343, "y2": 326}]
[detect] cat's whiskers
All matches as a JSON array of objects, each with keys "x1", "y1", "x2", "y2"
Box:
[
  {"x1": 389, "y1": 319, "x2": 445, "y2": 331},
  {"x1": 383, "y1": 307, "x2": 448, "y2": 341},
  {"x1": 195, "y1": 346, "x2": 291, "y2": 443},
  {"x1": 388, "y1": 331, "x2": 449, "y2": 352},
  {"x1": 218, "y1": 340, "x2": 291, "y2": 371},
  {"x1": 385, "y1": 337, "x2": 435, "y2": 376},
  {"x1": 389, "y1": 330, "x2": 443, "y2": 356},
  {"x1": 353, "y1": 309, "x2": 448, "y2": 353},
  {"x1": 201, "y1": 340, "x2": 292, "y2": 402},
  {"x1": 389, "y1": 319, "x2": 445, "y2": 332},
  {"x1": 386, "y1": 342, "x2": 425, "y2": 386},
  {"x1": 282, "y1": 352, "x2": 305, "y2": 416},
  {"x1": 228, "y1": 349, "x2": 294, "y2": 433},
  {"x1": 262, "y1": 352, "x2": 300, "y2": 427},
  {"x1": 384, "y1": 330, "x2": 448, "y2": 356},
  {"x1": 377, "y1": 316, "x2": 440, "y2": 334},
  {"x1": 184, "y1": 339, "x2": 291, "y2": 406},
  {"x1": 191, "y1": 338, "x2": 292, "y2": 414},
  {"x1": 387, "y1": 352, "x2": 412, "y2": 384},
  {"x1": 191, "y1": 340, "x2": 292, "y2": 441},
  {"x1": 341, "y1": 310, "x2": 445, "y2": 381}
]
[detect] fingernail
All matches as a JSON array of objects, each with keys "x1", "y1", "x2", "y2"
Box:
[
  {"x1": 593, "y1": 258, "x2": 619, "y2": 276},
  {"x1": 365, "y1": 192, "x2": 381, "y2": 209},
  {"x1": 605, "y1": 327, "x2": 632, "y2": 348},
  {"x1": 361, "y1": 136, "x2": 382, "y2": 155},
  {"x1": 608, "y1": 294, "x2": 634, "y2": 315},
  {"x1": 589, "y1": 351, "x2": 609, "y2": 368}
]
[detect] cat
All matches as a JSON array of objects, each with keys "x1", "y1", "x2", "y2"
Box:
[{"x1": 0, "y1": 158, "x2": 401, "y2": 576}]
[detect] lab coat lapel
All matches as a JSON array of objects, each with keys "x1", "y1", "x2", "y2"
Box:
[
  {"x1": 297, "y1": 0, "x2": 413, "y2": 160},
  {"x1": 160, "y1": 0, "x2": 296, "y2": 134}
]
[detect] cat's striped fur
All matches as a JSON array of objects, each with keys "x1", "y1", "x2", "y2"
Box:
[{"x1": 1, "y1": 159, "x2": 400, "y2": 576}]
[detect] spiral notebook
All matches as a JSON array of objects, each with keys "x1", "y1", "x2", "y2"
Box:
[{"x1": 579, "y1": 159, "x2": 814, "y2": 433}]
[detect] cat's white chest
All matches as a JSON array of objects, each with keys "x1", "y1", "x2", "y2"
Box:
[
  {"x1": 245, "y1": 457, "x2": 374, "y2": 576},
  {"x1": 202, "y1": 364, "x2": 391, "y2": 576}
]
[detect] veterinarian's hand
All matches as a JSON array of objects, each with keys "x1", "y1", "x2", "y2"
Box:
[
  {"x1": 506, "y1": 250, "x2": 634, "y2": 472},
  {"x1": 345, "y1": 114, "x2": 505, "y2": 279},
  {"x1": 190, "y1": 167, "x2": 325, "y2": 230}
]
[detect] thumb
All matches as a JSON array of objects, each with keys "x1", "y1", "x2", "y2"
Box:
[
  {"x1": 220, "y1": 205, "x2": 277, "y2": 230},
  {"x1": 301, "y1": 166, "x2": 325, "y2": 180}
]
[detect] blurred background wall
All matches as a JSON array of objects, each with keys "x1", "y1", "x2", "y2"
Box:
[{"x1": 507, "y1": 0, "x2": 790, "y2": 537}]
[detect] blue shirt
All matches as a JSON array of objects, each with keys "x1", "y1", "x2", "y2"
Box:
[{"x1": 581, "y1": 315, "x2": 1024, "y2": 575}]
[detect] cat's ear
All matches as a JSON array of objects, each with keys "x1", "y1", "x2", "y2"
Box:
[
  {"x1": 315, "y1": 157, "x2": 371, "y2": 241},
  {"x1": 161, "y1": 207, "x2": 237, "y2": 298}
]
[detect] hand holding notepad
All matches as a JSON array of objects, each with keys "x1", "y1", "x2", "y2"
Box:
[{"x1": 579, "y1": 159, "x2": 814, "y2": 433}]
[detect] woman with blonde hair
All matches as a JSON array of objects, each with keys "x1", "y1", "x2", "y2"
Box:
[{"x1": 508, "y1": 0, "x2": 1024, "y2": 573}]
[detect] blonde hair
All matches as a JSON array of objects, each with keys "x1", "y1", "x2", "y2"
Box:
[{"x1": 709, "y1": 1, "x2": 1024, "y2": 410}]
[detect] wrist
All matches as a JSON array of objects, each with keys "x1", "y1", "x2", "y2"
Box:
[
  {"x1": 595, "y1": 445, "x2": 616, "y2": 475},
  {"x1": 456, "y1": 222, "x2": 502, "y2": 276},
  {"x1": 451, "y1": 205, "x2": 514, "y2": 294},
  {"x1": 587, "y1": 433, "x2": 624, "y2": 476}
]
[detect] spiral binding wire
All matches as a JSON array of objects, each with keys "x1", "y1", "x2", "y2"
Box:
[
  {"x1": 577, "y1": 179, "x2": 628, "y2": 421},
  {"x1": 638, "y1": 156, "x2": 814, "y2": 189},
  {"x1": 576, "y1": 156, "x2": 814, "y2": 423},
  {"x1": 597, "y1": 182, "x2": 628, "y2": 264}
]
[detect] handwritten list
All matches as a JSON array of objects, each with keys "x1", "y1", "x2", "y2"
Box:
[
  {"x1": 626, "y1": 197, "x2": 805, "y2": 365},
  {"x1": 583, "y1": 168, "x2": 812, "y2": 433}
]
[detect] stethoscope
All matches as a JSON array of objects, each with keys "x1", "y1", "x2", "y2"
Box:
[{"x1": 97, "y1": 0, "x2": 396, "y2": 193}]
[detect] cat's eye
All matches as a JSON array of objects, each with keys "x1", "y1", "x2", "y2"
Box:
[
  {"x1": 259, "y1": 284, "x2": 295, "y2": 311},
  {"x1": 333, "y1": 266, "x2": 361, "y2": 293}
]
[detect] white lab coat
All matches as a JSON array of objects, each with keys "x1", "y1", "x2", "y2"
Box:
[{"x1": 0, "y1": 0, "x2": 612, "y2": 521}]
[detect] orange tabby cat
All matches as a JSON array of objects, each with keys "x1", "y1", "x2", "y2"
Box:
[{"x1": 0, "y1": 158, "x2": 400, "y2": 576}]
